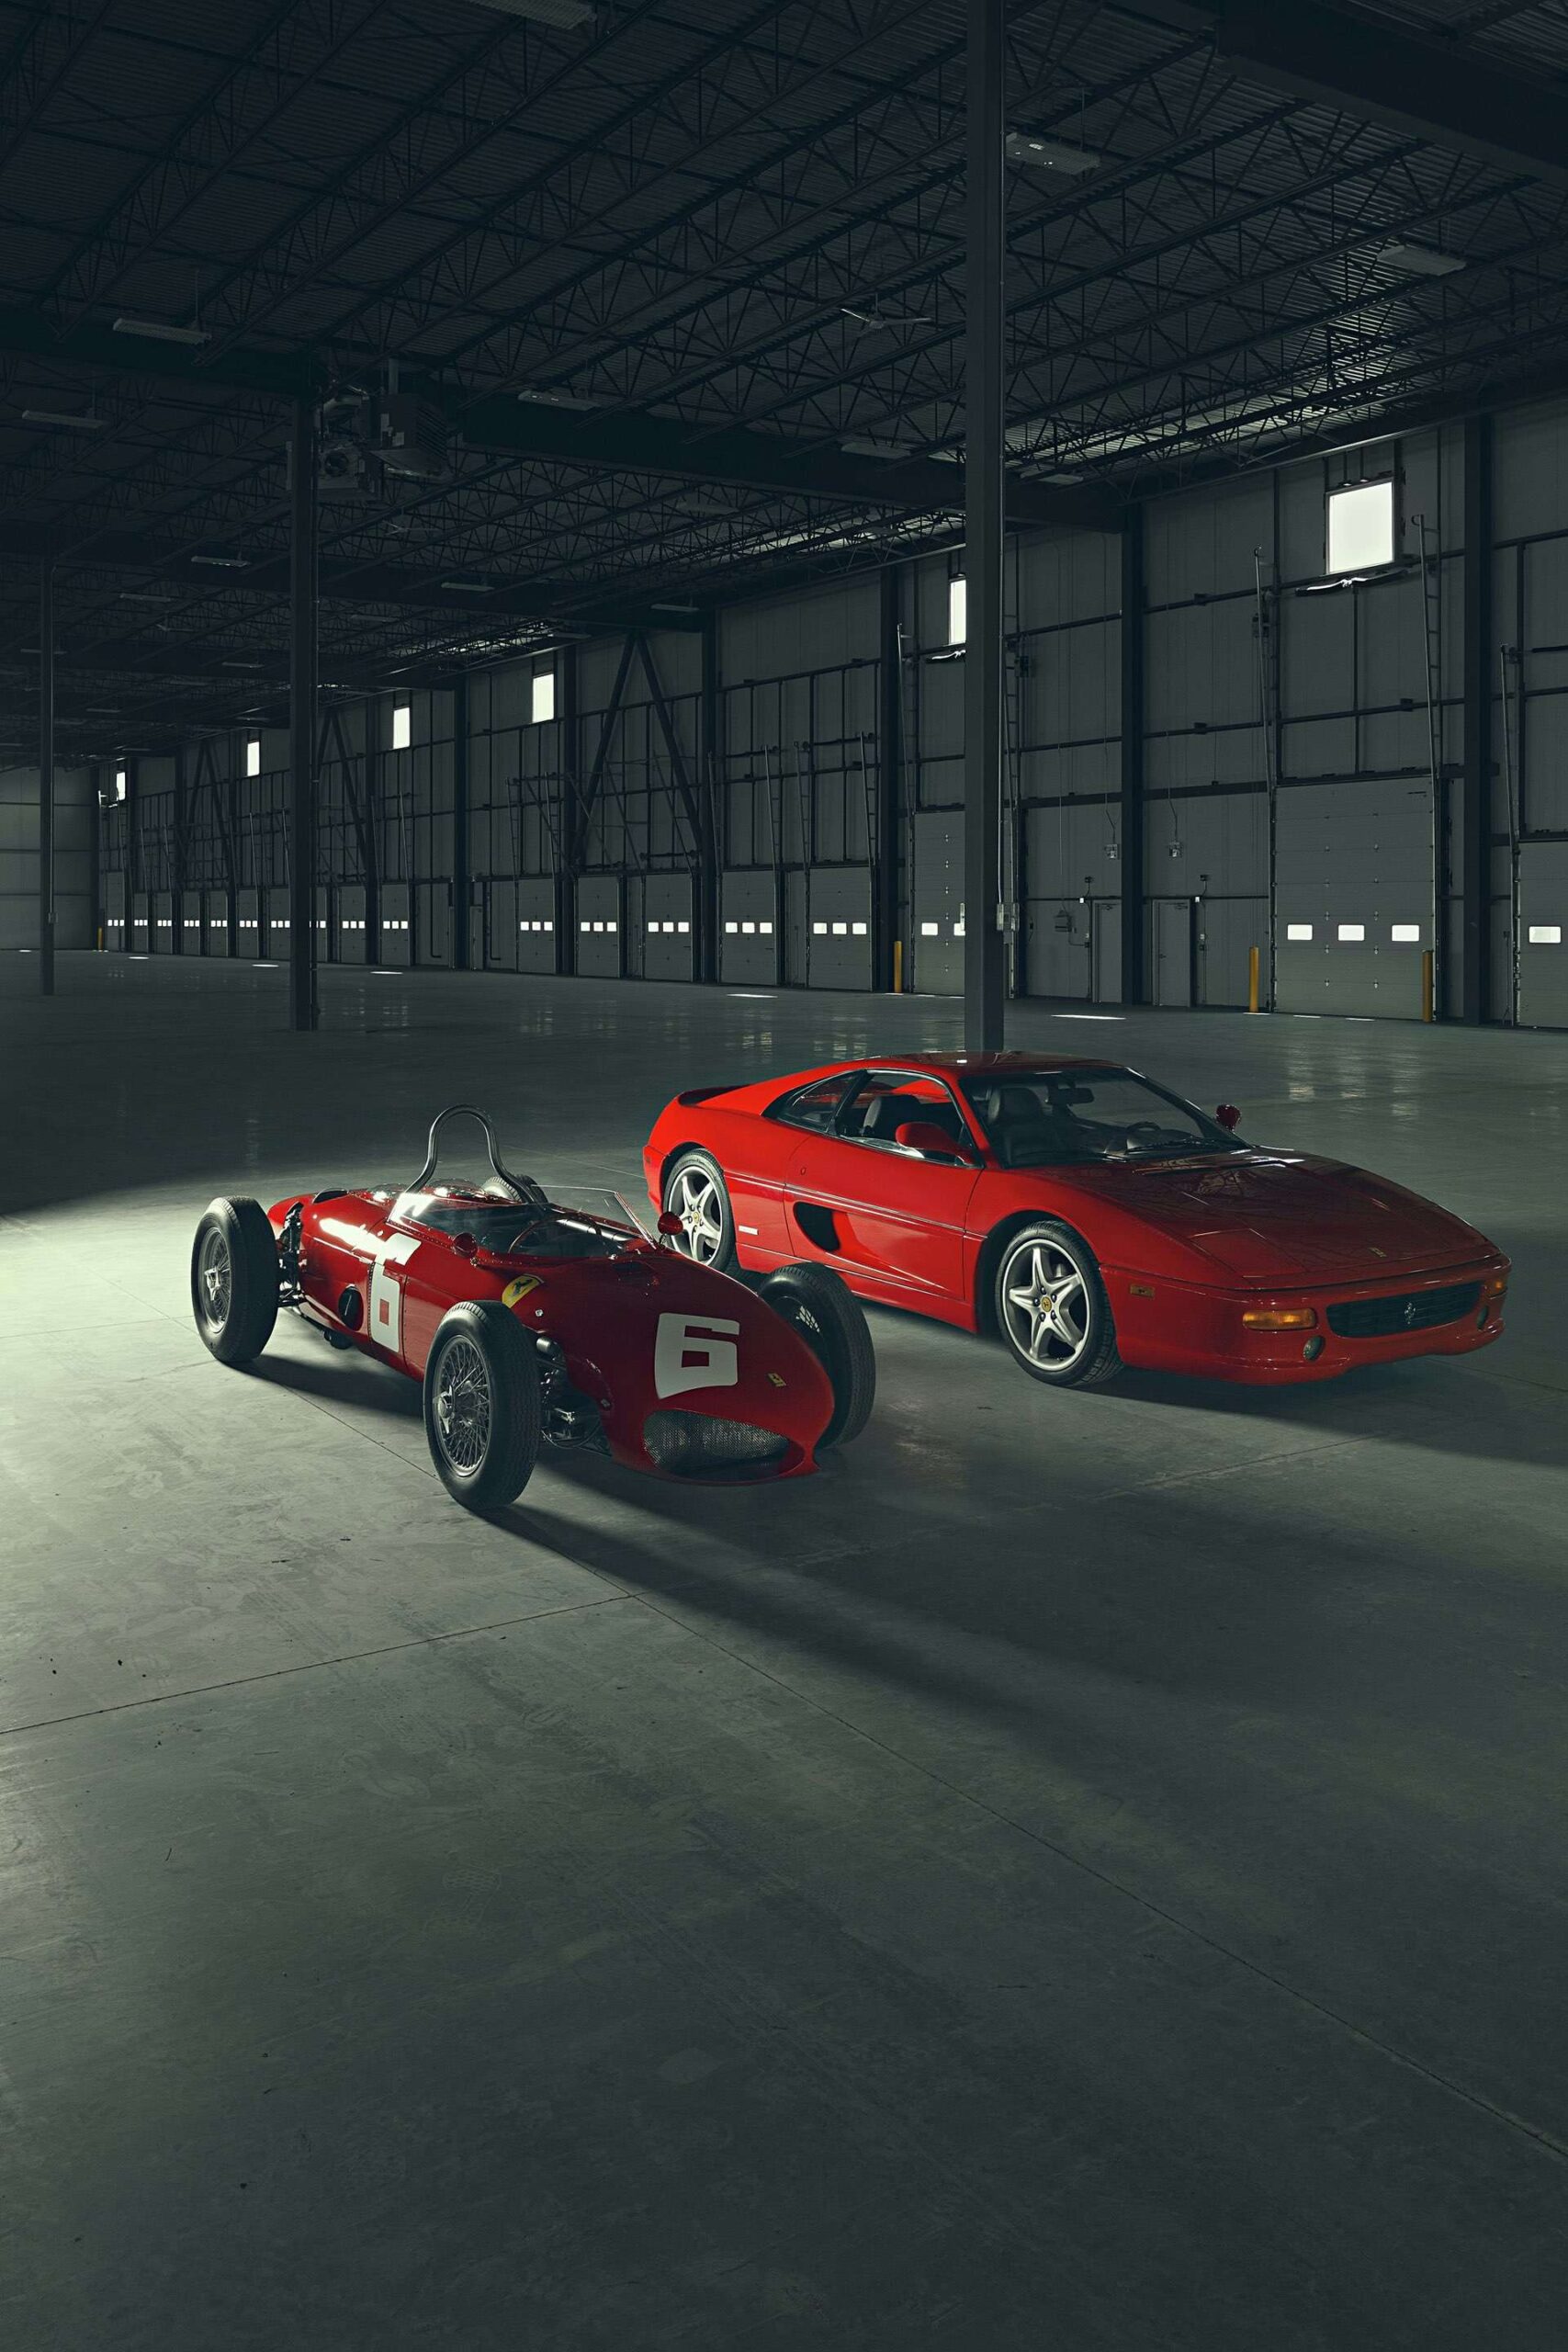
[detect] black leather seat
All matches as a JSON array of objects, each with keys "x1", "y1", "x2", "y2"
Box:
[{"x1": 858, "y1": 1090, "x2": 964, "y2": 1146}]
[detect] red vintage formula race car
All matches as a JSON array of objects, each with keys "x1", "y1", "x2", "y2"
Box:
[
  {"x1": 644, "y1": 1052, "x2": 1511, "y2": 1389},
  {"x1": 191, "y1": 1105, "x2": 874, "y2": 1510}
]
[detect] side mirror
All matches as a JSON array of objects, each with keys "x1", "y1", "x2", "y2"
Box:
[
  {"x1": 657, "y1": 1209, "x2": 683, "y2": 1238},
  {"x1": 1215, "y1": 1103, "x2": 1241, "y2": 1132},
  {"x1": 452, "y1": 1230, "x2": 478, "y2": 1257},
  {"x1": 895, "y1": 1121, "x2": 976, "y2": 1163}
]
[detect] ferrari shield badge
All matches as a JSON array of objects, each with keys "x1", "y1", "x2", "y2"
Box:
[{"x1": 503, "y1": 1275, "x2": 544, "y2": 1307}]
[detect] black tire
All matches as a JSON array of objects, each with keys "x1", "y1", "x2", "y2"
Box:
[
  {"x1": 760, "y1": 1261, "x2": 876, "y2": 1447},
  {"x1": 662, "y1": 1148, "x2": 738, "y2": 1272},
  {"x1": 423, "y1": 1299, "x2": 542, "y2": 1512},
  {"x1": 992, "y1": 1218, "x2": 1122, "y2": 1389},
  {"x1": 191, "y1": 1197, "x2": 279, "y2": 1366}
]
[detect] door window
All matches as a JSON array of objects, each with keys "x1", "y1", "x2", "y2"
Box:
[
  {"x1": 838, "y1": 1070, "x2": 969, "y2": 1153},
  {"x1": 770, "y1": 1073, "x2": 859, "y2": 1133}
]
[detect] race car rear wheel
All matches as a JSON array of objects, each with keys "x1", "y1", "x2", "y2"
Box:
[
  {"x1": 191, "y1": 1197, "x2": 278, "y2": 1366},
  {"x1": 662, "y1": 1150, "x2": 737, "y2": 1272},
  {"x1": 994, "y1": 1219, "x2": 1122, "y2": 1389},
  {"x1": 759, "y1": 1261, "x2": 875, "y2": 1447},
  {"x1": 423, "y1": 1299, "x2": 541, "y2": 1512}
]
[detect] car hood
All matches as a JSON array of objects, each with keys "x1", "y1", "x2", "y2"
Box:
[{"x1": 1059, "y1": 1151, "x2": 1495, "y2": 1283}]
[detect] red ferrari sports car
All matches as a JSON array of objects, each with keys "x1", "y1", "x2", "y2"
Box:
[
  {"x1": 643, "y1": 1053, "x2": 1510, "y2": 1388},
  {"x1": 192, "y1": 1104, "x2": 874, "y2": 1509}
]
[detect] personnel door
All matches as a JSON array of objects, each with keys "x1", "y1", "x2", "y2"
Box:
[{"x1": 784, "y1": 1068, "x2": 979, "y2": 1300}]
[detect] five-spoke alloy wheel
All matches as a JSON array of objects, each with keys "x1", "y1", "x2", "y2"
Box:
[
  {"x1": 994, "y1": 1219, "x2": 1122, "y2": 1388},
  {"x1": 661, "y1": 1150, "x2": 737, "y2": 1271}
]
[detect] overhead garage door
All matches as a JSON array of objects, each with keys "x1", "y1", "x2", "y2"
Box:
[
  {"x1": 236, "y1": 887, "x2": 261, "y2": 957},
  {"x1": 910, "y1": 812, "x2": 963, "y2": 994},
  {"x1": 517, "y1": 877, "x2": 557, "y2": 974},
  {"x1": 130, "y1": 892, "x2": 150, "y2": 953},
  {"x1": 337, "y1": 883, "x2": 367, "y2": 965},
  {"x1": 103, "y1": 870, "x2": 126, "y2": 951},
  {"x1": 151, "y1": 890, "x2": 175, "y2": 952},
  {"x1": 641, "y1": 872, "x2": 694, "y2": 981},
  {"x1": 720, "y1": 870, "x2": 780, "y2": 984},
  {"x1": 1518, "y1": 841, "x2": 1568, "y2": 1028},
  {"x1": 204, "y1": 888, "x2": 231, "y2": 957},
  {"x1": 807, "y1": 868, "x2": 872, "y2": 989},
  {"x1": 1275, "y1": 781, "x2": 1433, "y2": 1018},
  {"x1": 378, "y1": 881, "x2": 412, "y2": 966},
  {"x1": 576, "y1": 876, "x2": 622, "y2": 975}
]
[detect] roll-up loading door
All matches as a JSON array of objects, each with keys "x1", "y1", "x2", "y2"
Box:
[
  {"x1": 575, "y1": 876, "x2": 623, "y2": 976},
  {"x1": 806, "y1": 868, "x2": 872, "y2": 989},
  {"x1": 103, "y1": 870, "x2": 126, "y2": 950},
  {"x1": 516, "y1": 877, "x2": 557, "y2": 973},
  {"x1": 204, "y1": 888, "x2": 231, "y2": 957},
  {"x1": 416, "y1": 880, "x2": 452, "y2": 967},
  {"x1": 910, "y1": 812, "x2": 963, "y2": 994},
  {"x1": 235, "y1": 887, "x2": 261, "y2": 957},
  {"x1": 1275, "y1": 781, "x2": 1433, "y2": 1018},
  {"x1": 261, "y1": 888, "x2": 291, "y2": 958},
  {"x1": 642, "y1": 873, "x2": 694, "y2": 981},
  {"x1": 338, "y1": 883, "x2": 367, "y2": 965},
  {"x1": 179, "y1": 892, "x2": 204, "y2": 954},
  {"x1": 151, "y1": 890, "x2": 175, "y2": 952},
  {"x1": 720, "y1": 870, "x2": 780, "y2": 984},
  {"x1": 1517, "y1": 841, "x2": 1568, "y2": 1028},
  {"x1": 378, "y1": 881, "x2": 412, "y2": 966},
  {"x1": 130, "y1": 892, "x2": 150, "y2": 952}
]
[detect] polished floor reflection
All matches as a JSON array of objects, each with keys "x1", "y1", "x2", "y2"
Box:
[{"x1": 4, "y1": 956, "x2": 1567, "y2": 2349}]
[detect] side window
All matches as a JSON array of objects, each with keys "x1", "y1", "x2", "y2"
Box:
[
  {"x1": 840, "y1": 1071, "x2": 964, "y2": 1148},
  {"x1": 772, "y1": 1074, "x2": 857, "y2": 1133}
]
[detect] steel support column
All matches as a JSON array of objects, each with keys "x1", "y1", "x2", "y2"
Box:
[
  {"x1": 38, "y1": 555, "x2": 55, "y2": 994},
  {"x1": 1461, "y1": 413, "x2": 1494, "y2": 1024},
  {"x1": 172, "y1": 742, "x2": 188, "y2": 954},
  {"x1": 877, "y1": 566, "x2": 905, "y2": 991},
  {"x1": 289, "y1": 398, "x2": 320, "y2": 1031},
  {"x1": 698, "y1": 614, "x2": 720, "y2": 984},
  {"x1": 451, "y1": 673, "x2": 470, "y2": 971},
  {"x1": 1120, "y1": 514, "x2": 1146, "y2": 1004},
  {"x1": 557, "y1": 643, "x2": 578, "y2": 974},
  {"x1": 963, "y1": 0, "x2": 1006, "y2": 1051}
]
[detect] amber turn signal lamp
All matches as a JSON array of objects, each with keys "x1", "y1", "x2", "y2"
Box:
[
  {"x1": 1483, "y1": 1273, "x2": 1508, "y2": 1295},
  {"x1": 1242, "y1": 1306, "x2": 1318, "y2": 1331}
]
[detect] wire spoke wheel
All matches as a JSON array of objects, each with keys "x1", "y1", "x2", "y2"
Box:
[
  {"x1": 670, "y1": 1166, "x2": 725, "y2": 1262},
  {"x1": 197, "y1": 1227, "x2": 232, "y2": 1329},
  {"x1": 433, "y1": 1335, "x2": 491, "y2": 1474},
  {"x1": 1001, "y1": 1239, "x2": 1090, "y2": 1373}
]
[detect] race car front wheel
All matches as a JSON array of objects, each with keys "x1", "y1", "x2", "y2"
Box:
[
  {"x1": 423, "y1": 1299, "x2": 541, "y2": 1512},
  {"x1": 759, "y1": 1261, "x2": 876, "y2": 1447},
  {"x1": 994, "y1": 1219, "x2": 1122, "y2": 1389},
  {"x1": 662, "y1": 1150, "x2": 737, "y2": 1272},
  {"x1": 191, "y1": 1197, "x2": 279, "y2": 1366}
]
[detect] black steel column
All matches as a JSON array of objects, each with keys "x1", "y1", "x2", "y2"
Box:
[
  {"x1": 964, "y1": 0, "x2": 1006, "y2": 1050},
  {"x1": 1119, "y1": 512, "x2": 1146, "y2": 1004},
  {"x1": 557, "y1": 642, "x2": 579, "y2": 973},
  {"x1": 698, "y1": 612, "x2": 721, "y2": 983},
  {"x1": 38, "y1": 556, "x2": 55, "y2": 994},
  {"x1": 451, "y1": 672, "x2": 470, "y2": 970},
  {"x1": 1461, "y1": 413, "x2": 1494, "y2": 1024},
  {"x1": 877, "y1": 565, "x2": 905, "y2": 990},
  {"x1": 289, "y1": 396, "x2": 320, "y2": 1031},
  {"x1": 172, "y1": 741, "x2": 187, "y2": 954}
]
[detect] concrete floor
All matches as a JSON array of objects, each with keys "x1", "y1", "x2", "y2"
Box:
[{"x1": 3, "y1": 954, "x2": 1567, "y2": 2351}]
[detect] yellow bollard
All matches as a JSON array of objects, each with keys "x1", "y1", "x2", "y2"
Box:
[
  {"x1": 1247, "y1": 943, "x2": 1260, "y2": 1013},
  {"x1": 893, "y1": 938, "x2": 903, "y2": 994},
  {"x1": 1420, "y1": 949, "x2": 1435, "y2": 1023}
]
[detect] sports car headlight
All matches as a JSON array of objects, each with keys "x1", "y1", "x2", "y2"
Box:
[{"x1": 643, "y1": 1411, "x2": 789, "y2": 1475}]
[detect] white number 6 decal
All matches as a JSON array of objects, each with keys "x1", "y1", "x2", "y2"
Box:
[{"x1": 654, "y1": 1314, "x2": 740, "y2": 1399}]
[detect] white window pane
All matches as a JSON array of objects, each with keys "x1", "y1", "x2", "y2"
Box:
[
  {"x1": 531, "y1": 668, "x2": 556, "y2": 725},
  {"x1": 953, "y1": 922, "x2": 965, "y2": 938},
  {"x1": 1391, "y1": 923, "x2": 1420, "y2": 943},
  {"x1": 678, "y1": 920, "x2": 690, "y2": 933},
  {"x1": 544, "y1": 920, "x2": 552, "y2": 931},
  {"x1": 948, "y1": 574, "x2": 966, "y2": 645},
  {"x1": 852, "y1": 921, "x2": 867, "y2": 935},
  {"x1": 1286, "y1": 922, "x2": 1313, "y2": 941},
  {"x1": 391, "y1": 704, "x2": 412, "y2": 751},
  {"x1": 812, "y1": 921, "x2": 827, "y2": 934},
  {"x1": 725, "y1": 921, "x2": 738, "y2": 933},
  {"x1": 832, "y1": 921, "x2": 847, "y2": 935},
  {"x1": 1325, "y1": 480, "x2": 1393, "y2": 574},
  {"x1": 1528, "y1": 923, "x2": 1562, "y2": 944},
  {"x1": 581, "y1": 920, "x2": 590, "y2": 932},
  {"x1": 1337, "y1": 922, "x2": 1365, "y2": 942},
  {"x1": 245, "y1": 738, "x2": 261, "y2": 777},
  {"x1": 760, "y1": 921, "x2": 773, "y2": 934},
  {"x1": 741, "y1": 921, "x2": 754, "y2": 933},
  {"x1": 920, "y1": 921, "x2": 939, "y2": 936}
]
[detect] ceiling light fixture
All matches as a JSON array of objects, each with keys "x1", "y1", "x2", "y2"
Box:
[
  {"x1": 517, "y1": 387, "x2": 603, "y2": 410},
  {"x1": 1004, "y1": 130, "x2": 1100, "y2": 175},
  {"x1": 112, "y1": 316, "x2": 210, "y2": 345},
  {"x1": 121, "y1": 591, "x2": 176, "y2": 604},
  {"x1": 220, "y1": 661, "x2": 265, "y2": 670},
  {"x1": 465, "y1": 0, "x2": 596, "y2": 23},
  {"x1": 21, "y1": 407, "x2": 107, "y2": 430},
  {"x1": 1382, "y1": 239, "x2": 1465, "y2": 277},
  {"x1": 189, "y1": 553, "x2": 249, "y2": 569},
  {"x1": 841, "y1": 435, "x2": 911, "y2": 460},
  {"x1": 438, "y1": 577, "x2": 496, "y2": 593}
]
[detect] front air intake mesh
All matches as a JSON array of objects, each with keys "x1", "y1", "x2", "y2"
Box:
[
  {"x1": 1325, "y1": 1283, "x2": 1479, "y2": 1339},
  {"x1": 643, "y1": 1411, "x2": 790, "y2": 1477}
]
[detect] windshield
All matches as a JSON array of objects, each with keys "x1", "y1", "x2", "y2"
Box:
[
  {"x1": 960, "y1": 1068, "x2": 1244, "y2": 1168},
  {"x1": 401, "y1": 1196, "x2": 627, "y2": 1259}
]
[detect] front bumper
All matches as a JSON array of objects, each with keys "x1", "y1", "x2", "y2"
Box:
[{"x1": 1112, "y1": 1255, "x2": 1509, "y2": 1385}]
